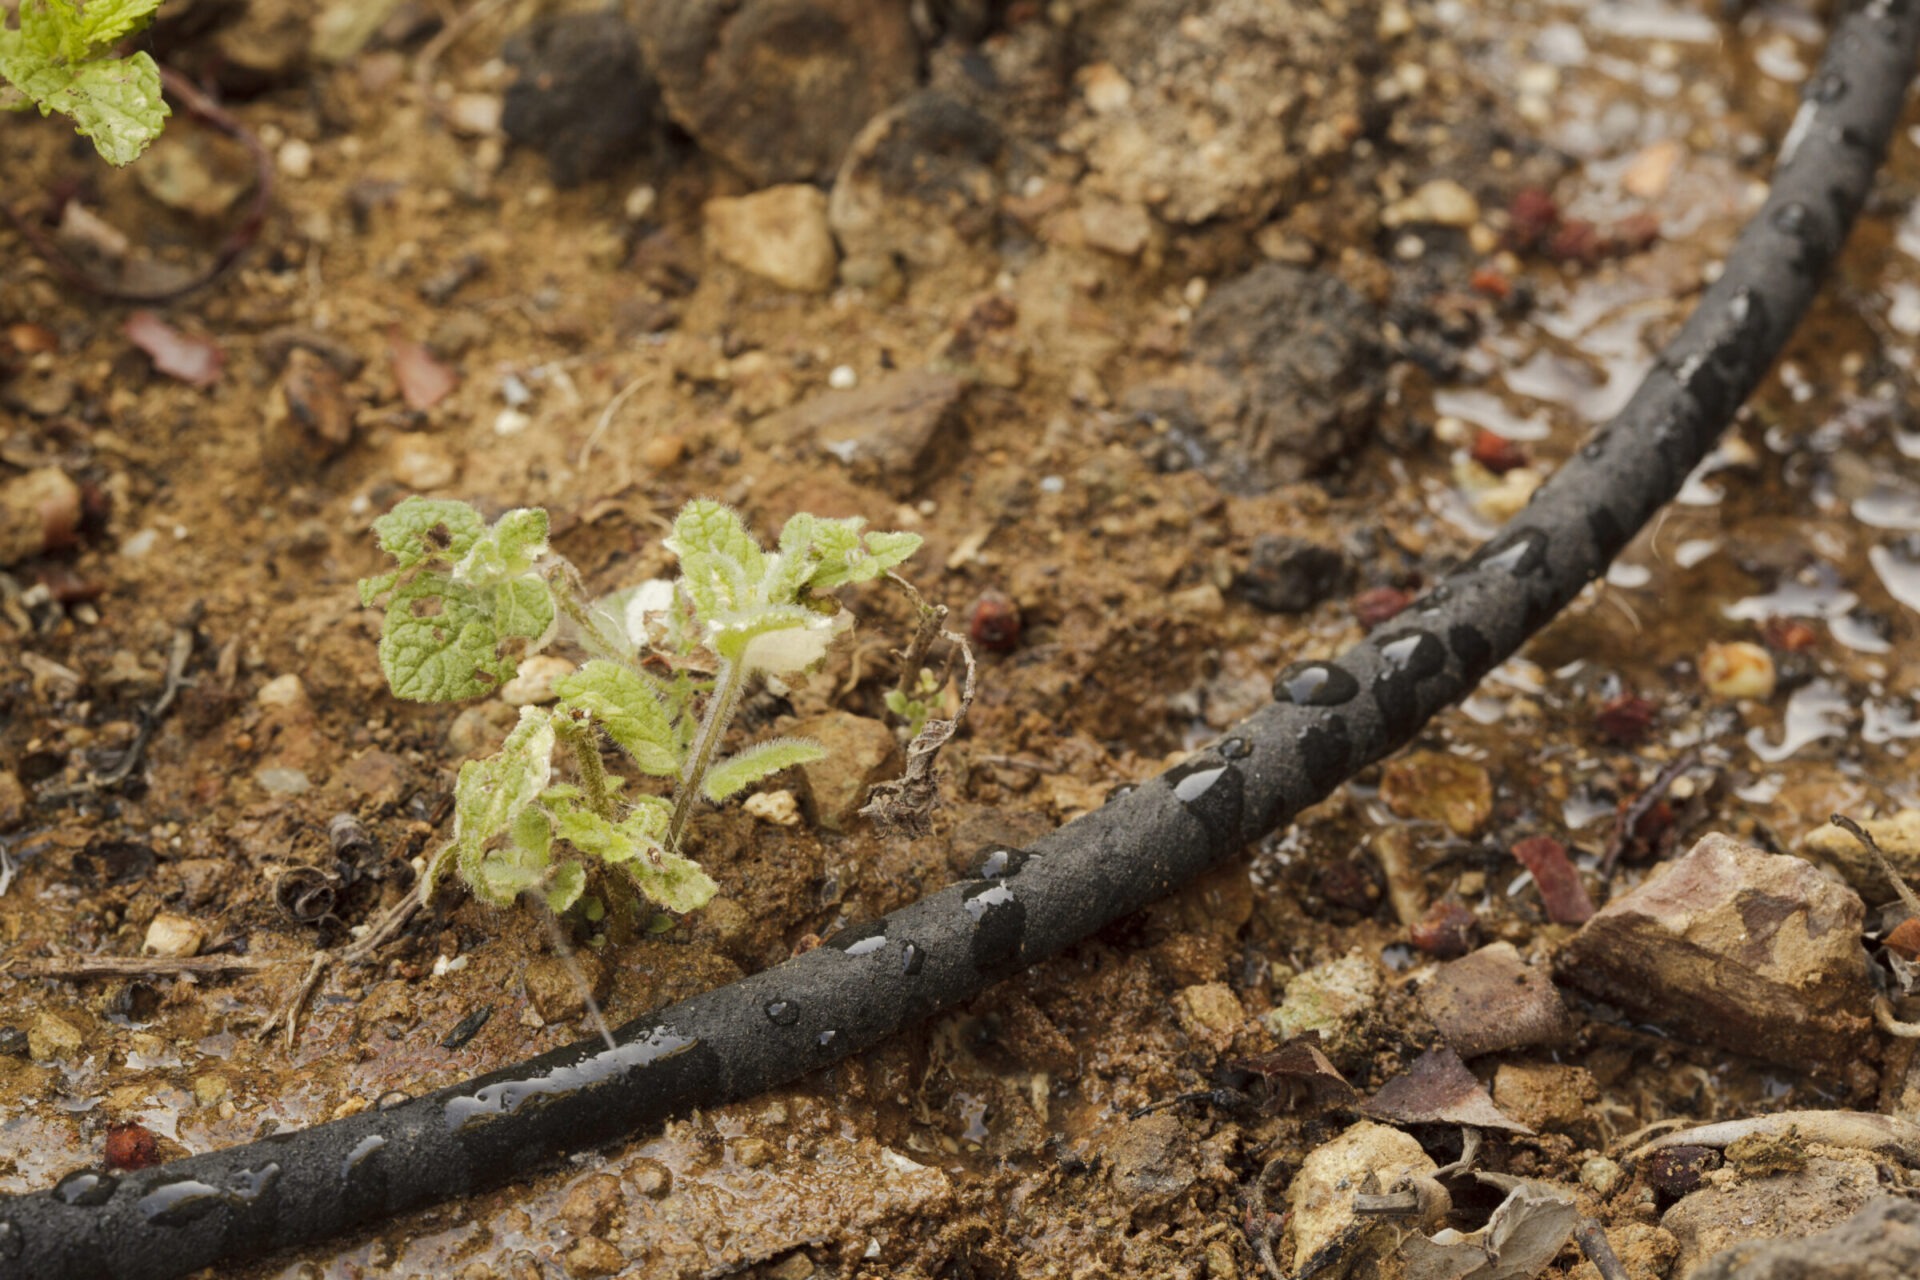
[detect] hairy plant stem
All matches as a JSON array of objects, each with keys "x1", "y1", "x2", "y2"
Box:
[
  {"x1": 553, "y1": 715, "x2": 616, "y2": 822},
  {"x1": 667, "y1": 656, "x2": 749, "y2": 850},
  {"x1": 544, "y1": 561, "x2": 636, "y2": 668}
]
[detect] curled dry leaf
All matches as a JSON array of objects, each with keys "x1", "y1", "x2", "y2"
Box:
[
  {"x1": 1510, "y1": 835, "x2": 1594, "y2": 924},
  {"x1": 1400, "y1": 1180, "x2": 1581, "y2": 1280},
  {"x1": 123, "y1": 310, "x2": 223, "y2": 387},
  {"x1": 1364, "y1": 1046, "x2": 1533, "y2": 1135},
  {"x1": 1233, "y1": 1031, "x2": 1358, "y2": 1109}
]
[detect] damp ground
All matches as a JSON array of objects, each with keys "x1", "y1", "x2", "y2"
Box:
[{"x1": 4, "y1": 1, "x2": 1920, "y2": 1277}]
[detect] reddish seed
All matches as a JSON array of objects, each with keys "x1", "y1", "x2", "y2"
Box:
[
  {"x1": 1315, "y1": 859, "x2": 1380, "y2": 914},
  {"x1": 104, "y1": 1121, "x2": 162, "y2": 1171},
  {"x1": 1470, "y1": 429, "x2": 1528, "y2": 475},
  {"x1": 1409, "y1": 899, "x2": 1477, "y2": 958},
  {"x1": 968, "y1": 591, "x2": 1021, "y2": 653},
  {"x1": 1506, "y1": 188, "x2": 1560, "y2": 250},
  {"x1": 1885, "y1": 917, "x2": 1920, "y2": 961},
  {"x1": 1468, "y1": 266, "x2": 1512, "y2": 300},
  {"x1": 1595, "y1": 693, "x2": 1657, "y2": 745},
  {"x1": 1760, "y1": 617, "x2": 1819, "y2": 653},
  {"x1": 1350, "y1": 586, "x2": 1412, "y2": 630},
  {"x1": 1546, "y1": 218, "x2": 1604, "y2": 265},
  {"x1": 1607, "y1": 212, "x2": 1661, "y2": 254}
]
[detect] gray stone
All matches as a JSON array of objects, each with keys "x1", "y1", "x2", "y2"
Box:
[
  {"x1": 503, "y1": 11, "x2": 662, "y2": 187},
  {"x1": 1689, "y1": 1198, "x2": 1920, "y2": 1280},
  {"x1": 1421, "y1": 941, "x2": 1571, "y2": 1059},
  {"x1": 1233, "y1": 535, "x2": 1348, "y2": 613},
  {"x1": 829, "y1": 91, "x2": 1001, "y2": 281},
  {"x1": 750, "y1": 368, "x2": 968, "y2": 496}
]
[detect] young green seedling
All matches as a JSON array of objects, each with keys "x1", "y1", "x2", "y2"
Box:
[
  {"x1": 360, "y1": 496, "x2": 921, "y2": 921},
  {"x1": 0, "y1": 0, "x2": 172, "y2": 166}
]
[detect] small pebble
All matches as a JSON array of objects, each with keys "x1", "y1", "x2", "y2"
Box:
[
  {"x1": 390, "y1": 438, "x2": 458, "y2": 490},
  {"x1": 630, "y1": 1158, "x2": 672, "y2": 1198},
  {"x1": 827, "y1": 365, "x2": 858, "y2": 390},
  {"x1": 733, "y1": 1136, "x2": 775, "y2": 1168},
  {"x1": 143, "y1": 912, "x2": 207, "y2": 958},
  {"x1": 1701, "y1": 640, "x2": 1776, "y2": 700},
  {"x1": 1581, "y1": 1155, "x2": 1624, "y2": 1196},
  {"x1": 500, "y1": 655, "x2": 576, "y2": 706},
  {"x1": 276, "y1": 138, "x2": 314, "y2": 179},
  {"x1": 562, "y1": 1237, "x2": 626, "y2": 1280},
  {"x1": 255, "y1": 673, "x2": 308, "y2": 710},
  {"x1": 640, "y1": 435, "x2": 686, "y2": 470},
  {"x1": 255, "y1": 767, "x2": 312, "y2": 796},
  {"x1": 29, "y1": 1011, "x2": 85, "y2": 1062},
  {"x1": 743, "y1": 789, "x2": 801, "y2": 826}
]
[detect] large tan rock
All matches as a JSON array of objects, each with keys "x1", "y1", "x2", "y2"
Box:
[
  {"x1": 1558, "y1": 834, "x2": 1871, "y2": 1069},
  {"x1": 1665, "y1": 1158, "x2": 1884, "y2": 1279}
]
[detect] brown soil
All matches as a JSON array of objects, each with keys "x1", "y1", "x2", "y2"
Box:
[{"x1": 4, "y1": 2, "x2": 1920, "y2": 1278}]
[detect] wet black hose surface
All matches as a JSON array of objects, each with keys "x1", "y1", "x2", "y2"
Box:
[{"x1": 4, "y1": 5, "x2": 1918, "y2": 1275}]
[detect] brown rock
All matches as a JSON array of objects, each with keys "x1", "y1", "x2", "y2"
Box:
[
  {"x1": 562, "y1": 1236, "x2": 627, "y2": 1279},
  {"x1": 1664, "y1": 1158, "x2": 1884, "y2": 1279},
  {"x1": 264, "y1": 347, "x2": 354, "y2": 473},
  {"x1": 750, "y1": 368, "x2": 967, "y2": 496},
  {"x1": 634, "y1": 0, "x2": 919, "y2": 185},
  {"x1": 1104, "y1": 1111, "x2": 1198, "y2": 1206},
  {"x1": 558, "y1": 1173, "x2": 623, "y2": 1236},
  {"x1": 828, "y1": 91, "x2": 1001, "y2": 281},
  {"x1": 1558, "y1": 834, "x2": 1872, "y2": 1069},
  {"x1": 1380, "y1": 750, "x2": 1494, "y2": 838},
  {"x1": 702, "y1": 185, "x2": 838, "y2": 293},
  {"x1": 1172, "y1": 982, "x2": 1245, "y2": 1051},
  {"x1": 1420, "y1": 941, "x2": 1571, "y2": 1059},
  {"x1": 790, "y1": 711, "x2": 900, "y2": 831},
  {"x1": 0, "y1": 769, "x2": 25, "y2": 830},
  {"x1": 1689, "y1": 1198, "x2": 1920, "y2": 1280},
  {"x1": 0, "y1": 467, "x2": 82, "y2": 565},
  {"x1": 524, "y1": 952, "x2": 611, "y2": 1025},
  {"x1": 1491, "y1": 1062, "x2": 1598, "y2": 1139}
]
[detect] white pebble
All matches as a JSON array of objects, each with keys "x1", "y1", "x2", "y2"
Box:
[
  {"x1": 743, "y1": 789, "x2": 801, "y2": 826},
  {"x1": 828, "y1": 364, "x2": 858, "y2": 390}
]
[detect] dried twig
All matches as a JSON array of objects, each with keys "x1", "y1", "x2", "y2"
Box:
[
  {"x1": 1876, "y1": 995, "x2": 1920, "y2": 1039},
  {"x1": 1625, "y1": 1110, "x2": 1920, "y2": 1167},
  {"x1": 1575, "y1": 1220, "x2": 1630, "y2": 1280},
  {"x1": 860, "y1": 624, "x2": 977, "y2": 836},
  {"x1": 6, "y1": 953, "x2": 287, "y2": 979},
  {"x1": 1600, "y1": 750, "x2": 1699, "y2": 879},
  {"x1": 1245, "y1": 1155, "x2": 1293, "y2": 1280},
  {"x1": 258, "y1": 881, "x2": 429, "y2": 1050},
  {"x1": 1832, "y1": 813, "x2": 1920, "y2": 919}
]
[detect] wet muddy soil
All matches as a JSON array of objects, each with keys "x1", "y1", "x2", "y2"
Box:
[{"x1": 5, "y1": 1, "x2": 1920, "y2": 1277}]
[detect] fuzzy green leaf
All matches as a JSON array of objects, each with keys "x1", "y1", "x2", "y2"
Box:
[
  {"x1": 554, "y1": 660, "x2": 681, "y2": 776},
  {"x1": 808, "y1": 523, "x2": 922, "y2": 589},
  {"x1": 544, "y1": 861, "x2": 587, "y2": 914},
  {"x1": 361, "y1": 498, "x2": 487, "y2": 605},
  {"x1": 671, "y1": 499, "x2": 764, "y2": 580},
  {"x1": 454, "y1": 507, "x2": 549, "y2": 587},
  {"x1": 470, "y1": 843, "x2": 545, "y2": 906},
  {"x1": 440, "y1": 708, "x2": 554, "y2": 902},
  {"x1": 629, "y1": 851, "x2": 718, "y2": 914},
  {"x1": 61, "y1": 0, "x2": 166, "y2": 47},
  {"x1": 701, "y1": 736, "x2": 826, "y2": 801},
  {"x1": 379, "y1": 577, "x2": 516, "y2": 701}
]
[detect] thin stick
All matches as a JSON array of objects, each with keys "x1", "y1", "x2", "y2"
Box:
[
  {"x1": 8, "y1": 954, "x2": 287, "y2": 979},
  {"x1": 1832, "y1": 814, "x2": 1920, "y2": 918},
  {"x1": 39, "y1": 626, "x2": 194, "y2": 802},
  {"x1": 1600, "y1": 750, "x2": 1699, "y2": 879},
  {"x1": 1575, "y1": 1220, "x2": 1630, "y2": 1280}
]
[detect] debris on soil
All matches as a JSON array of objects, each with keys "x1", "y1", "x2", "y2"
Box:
[
  {"x1": 1382, "y1": 750, "x2": 1494, "y2": 838},
  {"x1": 0, "y1": 466, "x2": 82, "y2": 564},
  {"x1": 1267, "y1": 950, "x2": 1381, "y2": 1065},
  {"x1": 1234, "y1": 534, "x2": 1350, "y2": 614},
  {"x1": 1559, "y1": 834, "x2": 1873, "y2": 1070},
  {"x1": 1688, "y1": 1197, "x2": 1920, "y2": 1280},
  {"x1": 1400, "y1": 1179, "x2": 1580, "y2": 1280},
  {"x1": 1364, "y1": 1045, "x2": 1533, "y2": 1134},
  {"x1": 1289, "y1": 1120, "x2": 1445, "y2": 1276},
  {"x1": 502, "y1": 10, "x2": 661, "y2": 188},
  {"x1": 1510, "y1": 834, "x2": 1595, "y2": 924},
  {"x1": 1803, "y1": 810, "x2": 1920, "y2": 902},
  {"x1": 790, "y1": 711, "x2": 900, "y2": 832},
  {"x1": 1420, "y1": 941, "x2": 1571, "y2": 1059},
  {"x1": 702, "y1": 185, "x2": 839, "y2": 294},
  {"x1": 123, "y1": 310, "x2": 222, "y2": 387},
  {"x1": 1662, "y1": 1156, "x2": 1886, "y2": 1279}
]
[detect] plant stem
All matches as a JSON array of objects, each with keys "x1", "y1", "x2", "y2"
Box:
[
  {"x1": 667, "y1": 656, "x2": 748, "y2": 850},
  {"x1": 555, "y1": 715, "x2": 617, "y2": 821},
  {"x1": 544, "y1": 561, "x2": 638, "y2": 669}
]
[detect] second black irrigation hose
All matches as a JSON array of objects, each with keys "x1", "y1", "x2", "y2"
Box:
[{"x1": 4, "y1": 4, "x2": 1917, "y2": 1276}]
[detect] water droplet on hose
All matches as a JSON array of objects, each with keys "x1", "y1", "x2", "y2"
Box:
[
  {"x1": 375, "y1": 1090, "x2": 411, "y2": 1111},
  {"x1": 1378, "y1": 630, "x2": 1445, "y2": 680},
  {"x1": 826, "y1": 918, "x2": 888, "y2": 954},
  {"x1": 816, "y1": 1029, "x2": 838, "y2": 1050},
  {"x1": 342, "y1": 1134, "x2": 386, "y2": 1179},
  {"x1": 1219, "y1": 736, "x2": 1253, "y2": 760},
  {"x1": 54, "y1": 1170, "x2": 118, "y2": 1206},
  {"x1": 1170, "y1": 761, "x2": 1229, "y2": 804},
  {"x1": 138, "y1": 1180, "x2": 227, "y2": 1227},
  {"x1": 1771, "y1": 201, "x2": 1812, "y2": 239},
  {"x1": 1810, "y1": 70, "x2": 1847, "y2": 102},
  {"x1": 961, "y1": 882, "x2": 1026, "y2": 978},
  {"x1": 229, "y1": 1164, "x2": 280, "y2": 1203},
  {"x1": 0, "y1": 1221, "x2": 22, "y2": 1260},
  {"x1": 1297, "y1": 719, "x2": 1351, "y2": 795},
  {"x1": 764, "y1": 999, "x2": 800, "y2": 1026},
  {"x1": 901, "y1": 942, "x2": 925, "y2": 975},
  {"x1": 1446, "y1": 624, "x2": 1493, "y2": 678},
  {"x1": 1478, "y1": 528, "x2": 1550, "y2": 577},
  {"x1": 1273, "y1": 661, "x2": 1359, "y2": 706},
  {"x1": 977, "y1": 845, "x2": 1032, "y2": 879},
  {"x1": 1105, "y1": 782, "x2": 1138, "y2": 802}
]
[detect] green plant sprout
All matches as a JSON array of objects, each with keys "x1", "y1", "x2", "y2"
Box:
[
  {"x1": 885, "y1": 668, "x2": 943, "y2": 739},
  {"x1": 359, "y1": 496, "x2": 922, "y2": 920},
  {"x1": 0, "y1": 0, "x2": 172, "y2": 166}
]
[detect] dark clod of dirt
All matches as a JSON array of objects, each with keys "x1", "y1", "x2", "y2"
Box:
[
  {"x1": 1186, "y1": 263, "x2": 1386, "y2": 487},
  {"x1": 1646, "y1": 1145, "x2": 1723, "y2": 1202},
  {"x1": 1233, "y1": 534, "x2": 1350, "y2": 614},
  {"x1": 1690, "y1": 1198, "x2": 1920, "y2": 1280},
  {"x1": 1419, "y1": 940, "x2": 1571, "y2": 1059},
  {"x1": 502, "y1": 12, "x2": 663, "y2": 188},
  {"x1": 633, "y1": 0, "x2": 921, "y2": 185},
  {"x1": 829, "y1": 91, "x2": 1003, "y2": 283}
]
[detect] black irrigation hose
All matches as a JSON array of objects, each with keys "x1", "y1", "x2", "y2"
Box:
[{"x1": 5, "y1": 5, "x2": 1918, "y2": 1276}]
